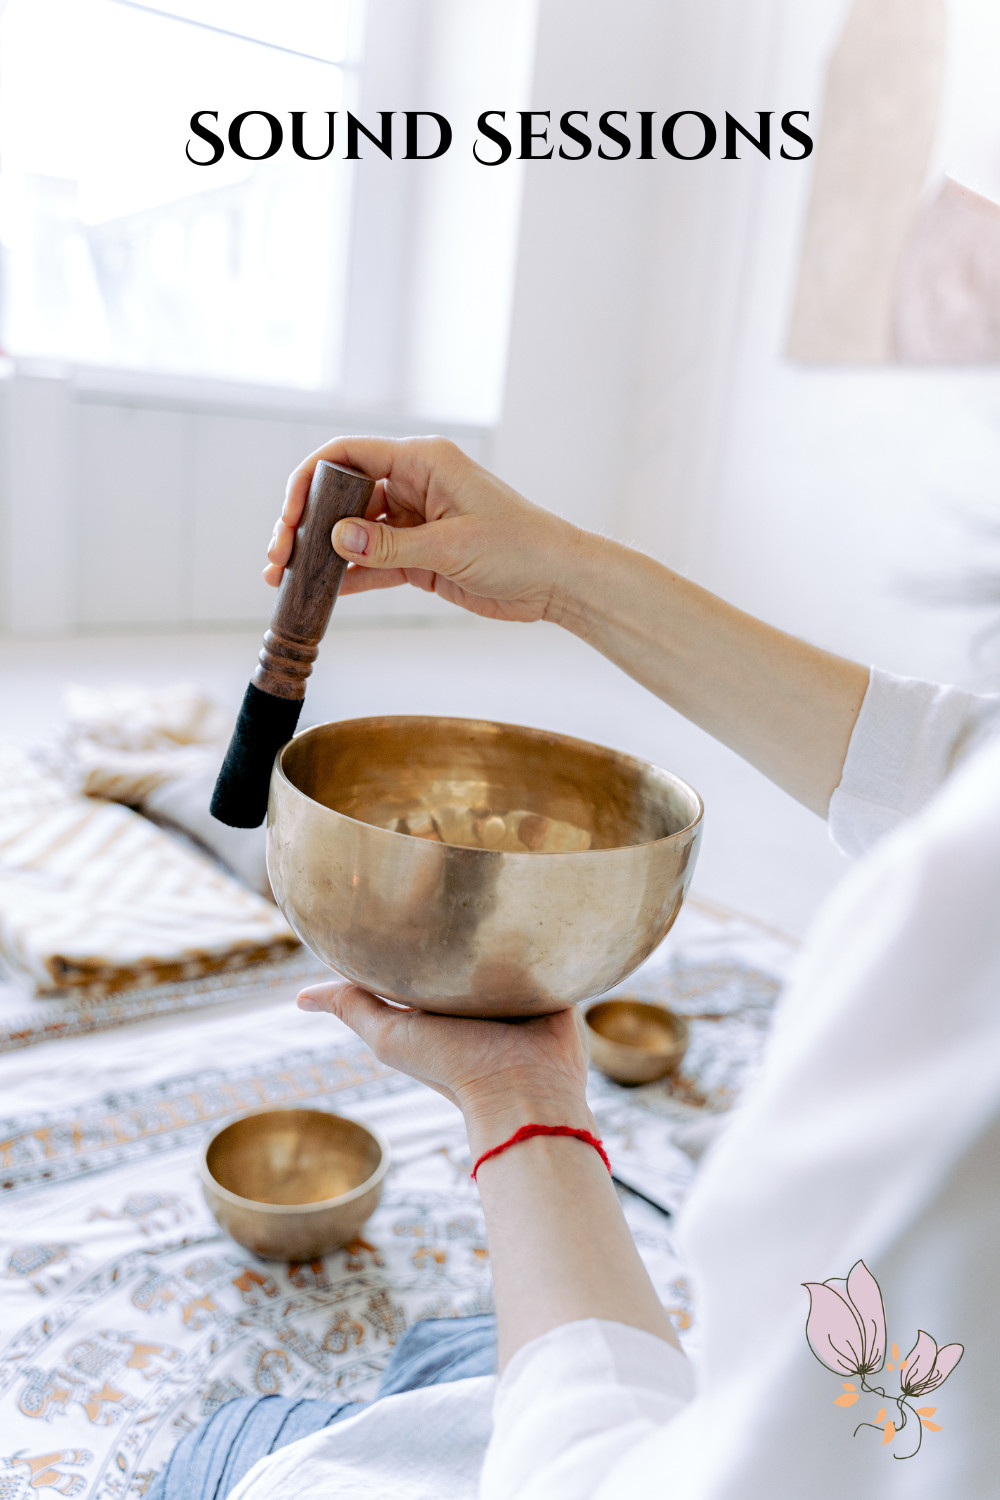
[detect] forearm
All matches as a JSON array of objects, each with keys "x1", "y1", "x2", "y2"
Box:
[
  {"x1": 464, "y1": 1090, "x2": 680, "y2": 1371},
  {"x1": 271, "y1": 438, "x2": 865, "y2": 811},
  {"x1": 298, "y1": 977, "x2": 682, "y2": 1375},
  {"x1": 549, "y1": 533, "x2": 869, "y2": 817}
]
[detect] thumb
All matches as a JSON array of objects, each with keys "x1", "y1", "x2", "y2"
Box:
[
  {"x1": 298, "y1": 980, "x2": 408, "y2": 1049},
  {"x1": 332, "y1": 516, "x2": 458, "y2": 574}
]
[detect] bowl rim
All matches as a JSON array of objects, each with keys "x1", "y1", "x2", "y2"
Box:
[
  {"x1": 199, "y1": 1105, "x2": 392, "y2": 1215},
  {"x1": 272, "y1": 714, "x2": 704, "y2": 855},
  {"x1": 583, "y1": 998, "x2": 690, "y2": 1056}
]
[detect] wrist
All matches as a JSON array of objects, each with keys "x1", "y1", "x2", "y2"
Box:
[
  {"x1": 543, "y1": 528, "x2": 649, "y2": 642},
  {"x1": 540, "y1": 523, "x2": 608, "y2": 633},
  {"x1": 459, "y1": 1084, "x2": 596, "y2": 1159}
]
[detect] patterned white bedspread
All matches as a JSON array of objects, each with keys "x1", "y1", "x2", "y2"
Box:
[{"x1": 0, "y1": 899, "x2": 794, "y2": 1498}]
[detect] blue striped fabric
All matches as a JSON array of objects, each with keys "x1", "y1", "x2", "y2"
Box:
[{"x1": 150, "y1": 1314, "x2": 497, "y2": 1499}]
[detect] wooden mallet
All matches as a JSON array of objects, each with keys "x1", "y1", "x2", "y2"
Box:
[{"x1": 210, "y1": 460, "x2": 375, "y2": 829}]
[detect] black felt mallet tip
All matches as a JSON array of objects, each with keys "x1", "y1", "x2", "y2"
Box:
[
  {"x1": 210, "y1": 460, "x2": 376, "y2": 830},
  {"x1": 210, "y1": 683, "x2": 304, "y2": 829}
]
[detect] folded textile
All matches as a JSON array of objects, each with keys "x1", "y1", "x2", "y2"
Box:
[
  {"x1": 62, "y1": 681, "x2": 231, "y2": 801},
  {"x1": 43, "y1": 682, "x2": 271, "y2": 895},
  {"x1": 144, "y1": 765, "x2": 271, "y2": 898},
  {"x1": 0, "y1": 740, "x2": 296, "y2": 993}
]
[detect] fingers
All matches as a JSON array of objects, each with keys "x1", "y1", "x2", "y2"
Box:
[
  {"x1": 267, "y1": 434, "x2": 472, "y2": 589},
  {"x1": 298, "y1": 977, "x2": 380, "y2": 1015},
  {"x1": 297, "y1": 980, "x2": 410, "y2": 1056},
  {"x1": 338, "y1": 565, "x2": 409, "y2": 595},
  {"x1": 331, "y1": 515, "x2": 465, "y2": 578},
  {"x1": 281, "y1": 466, "x2": 312, "y2": 529},
  {"x1": 265, "y1": 446, "x2": 394, "y2": 587},
  {"x1": 339, "y1": 564, "x2": 438, "y2": 596},
  {"x1": 263, "y1": 473, "x2": 392, "y2": 590},
  {"x1": 282, "y1": 438, "x2": 421, "y2": 528},
  {"x1": 265, "y1": 520, "x2": 295, "y2": 566},
  {"x1": 365, "y1": 478, "x2": 389, "y2": 521}
]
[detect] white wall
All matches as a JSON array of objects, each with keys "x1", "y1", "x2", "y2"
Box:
[
  {"x1": 493, "y1": 0, "x2": 800, "y2": 536},
  {"x1": 493, "y1": 0, "x2": 673, "y2": 530},
  {"x1": 493, "y1": 0, "x2": 1000, "y2": 688},
  {"x1": 0, "y1": 365, "x2": 75, "y2": 634},
  {"x1": 617, "y1": 0, "x2": 1000, "y2": 691},
  {"x1": 342, "y1": 0, "x2": 537, "y2": 426},
  {"x1": 0, "y1": 362, "x2": 488, "y2": 634}
]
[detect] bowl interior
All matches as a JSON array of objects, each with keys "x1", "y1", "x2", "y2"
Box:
[
  {"x1": 585, "y1": 999, "x2": 685, "y2": 1055},
  {"x1": 205, "y1": 1109, "x2": 383, "y2": 1207},
  {"x1": 280, "y1": 717, "x2": 701, "y2": 854}
]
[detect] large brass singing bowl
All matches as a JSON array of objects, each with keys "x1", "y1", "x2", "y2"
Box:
[{"x1": 267, "y1": 716, "x2": 703, "y2": 1017}]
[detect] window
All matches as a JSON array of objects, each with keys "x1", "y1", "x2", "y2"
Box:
[
  {"x1": 0, "y1": 0, "x2": 357, "y2": 389},
  {"x1": 0, "y1": 0, "x2": 538, "y2": 423}
]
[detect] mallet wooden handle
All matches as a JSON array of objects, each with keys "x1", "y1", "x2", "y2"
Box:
[{"x1": 254, "y1": 460, "x2": 375, "y2": 700}]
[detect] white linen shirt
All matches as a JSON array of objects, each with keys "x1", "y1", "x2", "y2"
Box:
[{"x1": 231, "y1": 668, "x2": 1000, "y2": 1500}]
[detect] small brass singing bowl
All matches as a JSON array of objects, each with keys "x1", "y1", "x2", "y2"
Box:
[
  {"x1": 267, "y1": 716, "x2": 703, "y2": 1018},
  {"x1": 584, "y1": 998, "x2": 689, "y2": 1086},
  {"x1": 200, "y1": 1108, "x2": 390, "y2": 1261}
]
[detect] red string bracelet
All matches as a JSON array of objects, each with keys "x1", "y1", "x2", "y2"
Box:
[{"x1": 470, "y1": 1123, "x2": 612, "y2": 1182}]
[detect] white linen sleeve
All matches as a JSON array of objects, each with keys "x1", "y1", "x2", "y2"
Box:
[
  {"x1": 480, "y1": 1320, "x2": 694, "y2": 1500},
  {"x1": 828, "y1": 667, "x2": 1000, "y2": 859}
]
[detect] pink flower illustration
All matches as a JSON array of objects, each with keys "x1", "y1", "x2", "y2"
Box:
[
  {"x1": 803, "y1": 1259, "x2": 886, "y2": 1378},
  {"x1": 898, "y1": 1331, "x2": 964, "y2": 1398},
  {"x1": 803, "y1": 1261, "x2": 965, "y2": 1460}
]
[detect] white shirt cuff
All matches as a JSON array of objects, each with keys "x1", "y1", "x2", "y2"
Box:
[
  {"x1": 482, "y1": 1320, "x2": 693, "y2": 1500},
  {"x1": 829, "y1": 667, "x2": 1000, "y2": 859}
]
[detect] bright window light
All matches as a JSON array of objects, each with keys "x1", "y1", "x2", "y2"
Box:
[
  {"x1": 0, "y1": 0, "x2": 356, "y2": 388},
  {"x1": 123, "y1": 0, "x2": 353, "y2": 62}
]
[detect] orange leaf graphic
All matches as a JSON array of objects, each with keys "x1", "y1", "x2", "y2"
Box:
[
  {"x1": 891, "y1": 1342, "x2": 899, "y2": 1362},
  {"x1": 886, "y1": 1360, "x2": 894, "y2": 1371},
  {"x1": 881, "y1": 1420, "x2": 896, "y2": 1446},
  {"x1": 921, "y1": 1420, "x2": 943, "y2": 1432},
  {"x1": 915, "y1": 1406, "x2": 937, "y2": 1418},
  {"x1": 834, "y1": 1392, "x2": 860, "y2": 1407},
  {"x1": 874, "y1": 1408, "x2": 886, "y2": 1423},
  {"x1": 841, "y1": 1383, "x2": 858, "y2": 1392}
]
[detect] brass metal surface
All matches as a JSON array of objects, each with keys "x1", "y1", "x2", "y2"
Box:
[
  {"x1": 584, "y1": 998, "x2": 689, "y2": 1085},
  {"x1": 267, "y1": 716, "x2": 703, "y2": 1017},
  {"x1": 200, "y1": 1107, "x2": 389, "y2": 1261}
]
